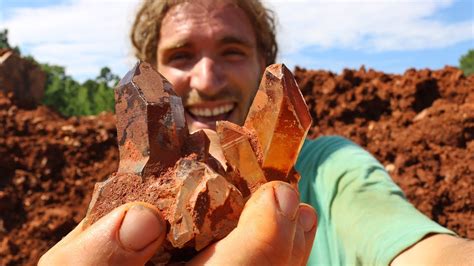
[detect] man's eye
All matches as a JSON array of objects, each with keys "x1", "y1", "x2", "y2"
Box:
[
  {"x1": 168, "y1": 51, "x2": 193, "y2": 63},
  {"x1": 222, "y1": 49, "x2": 246, "y2": 59}
]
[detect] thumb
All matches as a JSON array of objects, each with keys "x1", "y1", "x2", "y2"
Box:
[
  {"x1": 191, "y1": 181, "x2": 310, "y2": 265},
  {"x1": 39, "y1": 202, "x2": 166, "y2": 266}
]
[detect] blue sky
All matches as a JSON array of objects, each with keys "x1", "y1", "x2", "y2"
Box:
[
  {"x1": 1, "y1": 0, "x2": 473, "y2": 82},
  {"x1": 2, "y1": 0, "x2": 62, "y2": 9}
]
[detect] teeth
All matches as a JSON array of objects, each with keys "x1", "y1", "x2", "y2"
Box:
[{"x1": 189, "y1": 103, "x2": 234, "y2": 117}]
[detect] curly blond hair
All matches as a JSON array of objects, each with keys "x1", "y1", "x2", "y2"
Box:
[{"x1": 130, "y1": 0, "x2": 278, "y2": 67}]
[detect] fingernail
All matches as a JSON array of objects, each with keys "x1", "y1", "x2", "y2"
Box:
[
  {"x1": 299, "y1": 206, "x2": 317, "y2": 232},
  {"x1": 274, "y1": 183, "x2": 299, "y2": 219},
  {"x1": 118, "y1": 204, "x2": 164, "y2": 251}
]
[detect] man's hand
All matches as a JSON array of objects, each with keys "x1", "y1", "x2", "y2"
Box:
[
  {"x1": 39, "y1": 181, "x2": 317, "y2": 265},
  {"x1": 39, "y1": 202, "x2": 166, "y2": 265},
  {"x1": 191, "y1": 181, "x2": 317, "y2": 265}
]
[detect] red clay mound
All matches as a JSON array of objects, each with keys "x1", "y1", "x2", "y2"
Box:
[
  {"x1": 0, "y1": 93, "x2": 118, "y2": 265},
  {"x1": 0, "y1": 66, "x2": 473, "y2": 265},
  {"x1": 295, "y1": 66, "x2": 473, "y2": 239}
]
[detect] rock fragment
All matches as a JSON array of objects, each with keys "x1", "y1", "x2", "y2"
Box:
[
  {"x1": 84, "y1": 62, "x2": 244, "y2": 262},
  {"x1": 0, "y1": 49, "x2": 46, "y2": 108},
  {"x1": 85, "y1": 62, "x2": 310, "y2": 263},
  {"x1": 114, "y1": 62, "x2": 187, "y2": 176}
]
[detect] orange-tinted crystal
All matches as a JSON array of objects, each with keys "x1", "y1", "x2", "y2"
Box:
[
  {"x1": 244, "y1": 64, "x2": 312, "y2": 181},
  {"x1": 216, "y1": 121, "x2": 266, "y2": 196},
  {"x1": 86, "y1": 62, "x2": 311, "y2": 264},
  {"x1": 114, "y1": 62, "x2": 188, "y2": 176},
  {"x1": 86, "y1": 62, "x2": 244, "y2": 263},
  {"x1": 217, "y1": 64, "x2": 311, "y2": 191}
]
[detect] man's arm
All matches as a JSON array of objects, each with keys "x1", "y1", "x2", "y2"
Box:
[
  {"x1": 392, "y1": 234, "x2": 474, "y2": 265},
  {"x1": 297, "y1": 136, "x2": 470, "y2": 265}
]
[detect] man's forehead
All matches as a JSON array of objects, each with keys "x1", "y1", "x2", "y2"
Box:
[
  {"x1": 162, "y1": 1, "x2": 245, "y2": 26},
  {"x1": 159, "y1": 1, "x2": 257, "y2": 49}
]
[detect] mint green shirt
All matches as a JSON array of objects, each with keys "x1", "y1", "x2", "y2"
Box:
[{"x1": 296, "y1": 136, "x2": 454, "y2": 265}]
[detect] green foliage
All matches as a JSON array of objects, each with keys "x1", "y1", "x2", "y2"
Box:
[
  {"x1": 459, "y1": 49, "x2": 474, "y2": 76},
  {"x1": 41, "y1": 64, "x2": 117, "y2": 117},
  {"x1": 97, "y1": 66, "x2": 120, "y2": 86},
  {"x1": 3, "y1": 28, "x2": 117, "y2": 117},
  {"x1": 0, "y1": 29, "x2": 21, "y2": 54}
]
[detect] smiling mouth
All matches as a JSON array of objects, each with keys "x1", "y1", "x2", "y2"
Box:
[{"x1": 186, "y1": 103, "x2": 235, "y2": 124}]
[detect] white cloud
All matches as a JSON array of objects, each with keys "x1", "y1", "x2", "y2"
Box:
[
  {"x1": 264, "y1": 0, "x2": 473, "y2": 56},
  {"x1": 2, "y1": 0, "x2": 473, "y2": 80},
  {"x1": 3, "y1": 0, "x2": 140, "y2": 81}
]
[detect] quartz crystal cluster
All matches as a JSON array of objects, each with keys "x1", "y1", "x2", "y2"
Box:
[
  {"x1": 84, "y1": 62, "x2": 311, "y2": 263},
  {"x1": 217, "y1": 64, "x2": 312, "y2": 197}
]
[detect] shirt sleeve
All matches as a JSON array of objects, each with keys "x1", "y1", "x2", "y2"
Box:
[{"x1": 296, "y1": 136, "x2": 455, "y2": 265}]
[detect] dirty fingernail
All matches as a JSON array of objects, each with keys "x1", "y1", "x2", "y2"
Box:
[
  {"x1": 299, "y1": 206, "x2": 317, "y2": 232},
  {"x1": 118, "y1": 204, "x2": 164, "y2": 251},
  {"x1": 274, "y1": 183, "x2": 299, "y2": 219}
]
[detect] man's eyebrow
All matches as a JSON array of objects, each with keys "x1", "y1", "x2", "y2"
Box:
[
  {"x1": 159, "y1": 36, "x2": 254, "y2": 52},
  {"x1": 219, "y1": 36, "x2": 253, "y2": 47},
  {"x1": 160, "y1": 41, "x2": 193, "y2": 51}
]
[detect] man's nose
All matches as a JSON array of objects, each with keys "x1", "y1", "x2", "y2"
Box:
[{"x1": 189, "y1": 57, "x2": 227, "y2": 97}]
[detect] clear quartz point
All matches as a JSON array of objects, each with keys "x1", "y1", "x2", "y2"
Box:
[
  {"x1": 114, "y1": 61, "x2": 188, "y2": 176},
  {"x1": 217, "y1": 64, "x2": 312, "y2": 191},
  {"x1": 244, "y1": 64, "x2": 312, "y2": 180}
]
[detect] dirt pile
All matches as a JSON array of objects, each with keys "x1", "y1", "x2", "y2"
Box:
[
  {"x1": 0, "y1": 49, "x2": 46, "y2": 109},
  {"x1": 0, "y1": 65, "x2": 473, "y2": 265},
  {"x1": 295, "y1": 65, "x2": 473, "y2": 238},
  {"x1": 0, "y1": 92, "x2": 118, "y2": 264}
]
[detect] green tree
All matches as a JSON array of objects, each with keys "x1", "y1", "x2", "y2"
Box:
[
  {"x1": 3, "y1": 29, "x2": 117, "y2": 117},
  {"x1": 64, "y1": 84, "x2": 93, "y2": 116},
  {"x1": 0, "y1": 29, "x2": 9, "y2": 48},
  {"x1": 92, "y1": 81, "x2": 115, "y2": 114},
  {"x1": 0, "y1": 29, "x2": 21, "y2": 54},
  {"x1": 42, "y1": 63, "x2": 116, "y2": 117},
  {"x1": 459, "y1": 49, "x2": 474, "y2": 76},
  {"x1": 42, "y1": 64, "x2": 69, "y2": 114},
  {"x1": 97, "y1": 66, "x2": 120, "y2": 87}
]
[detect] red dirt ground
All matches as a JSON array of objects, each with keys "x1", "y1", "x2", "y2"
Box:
[{"x1": 0, "y1": 66, "x2": 472, "y2": 265}]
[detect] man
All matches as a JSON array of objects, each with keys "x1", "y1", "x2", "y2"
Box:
[{"x1": 41, "y1": 0, "x2": 473, "y2": 265}]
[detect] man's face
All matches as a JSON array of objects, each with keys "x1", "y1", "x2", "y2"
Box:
[{"x1": 156, "y1": 0, "x2": 265, "y2": 132}]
